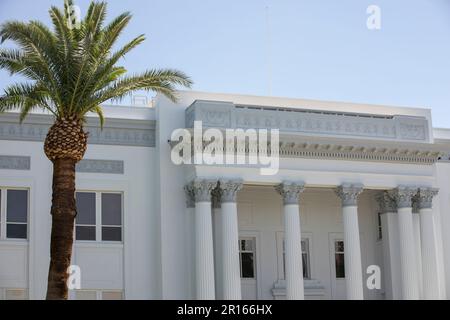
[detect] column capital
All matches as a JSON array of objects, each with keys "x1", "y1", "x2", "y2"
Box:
[
  {"x1": 218, "y1": 179, "x2": 243, "y2": 203},
  {"x1": 211, "y1": 187, "x2": 222, "y2": 208},
  {"x1": 184, "y1": 184, "x2": 196, "y2": 208},
  {"x1": 412, "y1": 195, "x2": 420, "y2": 214},
  {"x1": 389, "y1": 186, "x2": 418, "y2": 209},
  {"x1": 275, "y1": 181, "x2": 305, "y2": 205},
  {"x1": 190, "y1": 178, "x2": 218, "y2": 202},
  {"x1": 375, "y1": 191, "x2": 397, "y2": 213},
  {"x1": 335, "y1": 184, "x2": 364, "y2": 207},
  {"x1": 417, "y1": 187, "x2": 439, "y2": 209}
]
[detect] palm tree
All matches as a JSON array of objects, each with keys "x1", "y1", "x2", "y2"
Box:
[{"x1": 0, "y1": 0, "x2": 192, "y2": 299}]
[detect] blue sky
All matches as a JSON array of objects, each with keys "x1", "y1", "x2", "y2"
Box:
[{"x1": 1, "y1": 0, "x2": 450, "y2": 127}]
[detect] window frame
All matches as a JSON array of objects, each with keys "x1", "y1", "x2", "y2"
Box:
[
  {"x1": 75, "y1": 191, "x2": 97, "y2": 241},
  {"x1": 238, "y1": 237, "x2": 256, "y2": 279},
  {"x1": 0, "y1": 187, "x2": 29, "y2": 241},
  {"x1": 276, "y1": 231, "x2": 313, "y2": 280},
  {"x1": 100, "y1": 193, "x2": 123, "y2": 242},
  {"x1": 70, "y1": 289, "x2": 123, "y2": 300},
  {"x1": 300, "y1": 238, "x2": 311, "y2": 279},
  {"x1": 0, "y1": 288, "x2": 28, "y2": 300},
  {"x1": 334, "y1": 240, "x2": 345, "y2": 279},
  {"x1": 75, "y1": 190, "x2": 123, "y2": 243}
]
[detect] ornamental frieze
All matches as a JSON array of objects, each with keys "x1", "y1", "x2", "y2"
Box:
[
  {"x1": 0, "y1": 114, "x2": 156, "y2": 147},
  {"x1": 0, "y1": 155, "x2": 31, "y2": 170},
  {"x1": 186, "y1": 100, "x2": 429, "y2": 142}
]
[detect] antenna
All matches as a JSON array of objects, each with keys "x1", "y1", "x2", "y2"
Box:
[{"x1": 265, "y1": 5, "x2": 273, "y2": 96}]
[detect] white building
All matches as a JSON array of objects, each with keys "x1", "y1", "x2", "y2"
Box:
[{"x1": 1, "y1": 90, "x2": 450, "y2": 300}]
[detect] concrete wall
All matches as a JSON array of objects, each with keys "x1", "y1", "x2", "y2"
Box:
[{"x1": 0, "y1": 139, "x2": 159, "y2": 299}]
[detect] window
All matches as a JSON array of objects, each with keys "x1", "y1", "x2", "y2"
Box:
[
  {"x1": 0, "y1": 189, "x2": 29, "y2": 240},
  {"x1": 282, "y1": 238, "x2": 311, "y2": 279},
  {"x1": 101, "y1": 291, "x2": 123, "y2": 300},
  {"x1": 239, "y1": 237, "x2": 255, "y2": 279},
  {"x1": 75, "y1": 192, "x2": 122, "y2": 242},
  {"x1": 74, "y1": 290, "x2": 97, "y2": 300},
  {"x1": 301, "y1": 239, "x2": 311, "y2": 279},
  {"x1": 334, "y1": 240, "x2": 345, "y2": 278},
  {"x1": 0, "y1": 288, "x2": 28, "y2": 300},
  {"x1": 75, "y1": 192, "x2": 96, "y2": 241},
  {"x1": 377, "y1": 212, "x2": 382, "y2": 240},
  {"x1": 101, "y1": 193, "x2": 122, "y2": 241},
  {"x1": 73, "y1": 290, "x2": 123, "y2": 300}
]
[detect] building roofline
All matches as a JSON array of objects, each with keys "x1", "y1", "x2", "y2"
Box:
[{"x1": 168, "y1": 90, "x2": 431, "y2": 117}]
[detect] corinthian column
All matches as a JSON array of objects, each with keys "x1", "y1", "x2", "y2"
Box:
[
  {"x1": 335, "y1": 184, "x2": 364, "y2": 300},
  {"x1": 275, "y1": 181, "x2": 305, "y2": 300},
  {"x1": 211, "y1": 187, "x2": 223, "y2": 299},
  {"x1": 412, "y1": 196, "x2": 423, "y2": 298},
  {"x1": 191, "y1": 179, "x2": 218, "y2": 300},
  {"x1": 375, "y1": 191, "x2": 401, "y2": 299},
  {"x1": 184, "y1": 184, "x2": 196, "y2": 299},
  {"x1": 390, "y1": 186, "x2": 419, "y2": 300},
  {"x1": 417, "y1": 187, "x2": 440, "y2": 299},
  {"x1": 218, "y1": 179, "x2": 243, "y2": 300}
]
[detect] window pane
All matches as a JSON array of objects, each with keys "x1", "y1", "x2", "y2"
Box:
[
  {"x1": 301, "y1": 239, "x2": 310, "y2": 278},
  {"x1": 5, "y1": 289, "x2": 27, "y2": 300},
  {"x1": 7, "y1": 190, "x2": 28, "y2": 223},
  {"x1": 378, "y1": 213, "x2": 383, "y2": 239},
  {"x1": 335, "y1": 241, "x2": 344, "y2": 252},
  {"x1": 76, "y1": 192, "x2": 96, "y2": 225},
  {"x1": 246, "y1": 239, "x2": 254, "y2": 251},
  {"x1": 335, "y1": 253, "x2": 345, "y2": 278},
  {"x1": 102, "y1": 227, "x2": 122, "y2": 241},
  {"x1": 7, "y1": 224, "x2": 27, "y2": 239},
  {"x1": 102, "y1": 291, "x2": 123, "y2": 300},
  {"x1": 241, "y1": 252, "x2": 254, "y2": 278},
  {"x1": 76, "y1": 226, "x2": 96, "y2": 241},
  {"x1": 302, "y1": 252, "x2": 310, "y2": 278},
  {"x1": 102, "y1": 193, "x2": 122, "y2": 226},
  {"x1": 240, "y1": 239, "x2": 254, "y2": 251},
  {"x1": 75, "y1": 290, "x2": 97, "y2": 300}
]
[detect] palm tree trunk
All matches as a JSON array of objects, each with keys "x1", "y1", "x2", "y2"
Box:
[{"x1": 46, "y1": 158, "x2": 77, "y2": 300}]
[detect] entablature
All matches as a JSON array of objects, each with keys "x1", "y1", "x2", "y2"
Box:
[{"x1": 178, "y1": 100, "x2": 450, "y2": 165}]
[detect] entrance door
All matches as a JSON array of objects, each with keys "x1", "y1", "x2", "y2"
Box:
[
  {"x1": 329, "y1": 234, "x2": 346, "y2": 299},
  {"x1": 239, "y1": 237, "x2": 257, "y2": 299}
]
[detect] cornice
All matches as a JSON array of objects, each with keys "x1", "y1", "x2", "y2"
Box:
[
  {"x1": 277, "y1": 141, "x2": 441, "y2": 165},
  {"x1": 171, "y1": 133, "x2": 444, "y2": 165}
]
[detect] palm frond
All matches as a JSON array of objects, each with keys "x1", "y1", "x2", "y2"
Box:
[
  {"x1": 0, "y1": 83, "x2": 54, "y2": 119},
  {"x1": 0, "y1": 0, "x2": 192, "y2": 125},
  {"x1": 90, "y1": 69, "x2": 192, "y2": 106},
  {"x1": 92, "y1": 105, "x2": 104, "y2": 128}
]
